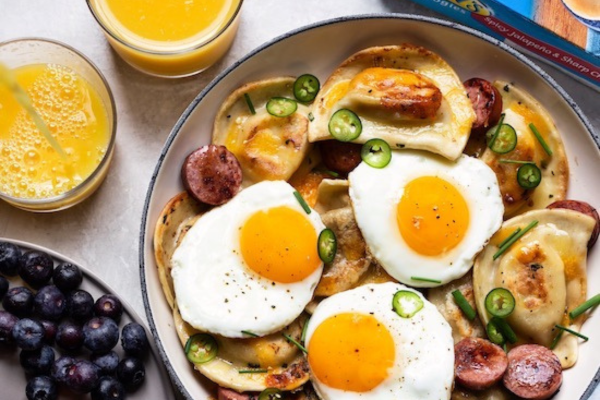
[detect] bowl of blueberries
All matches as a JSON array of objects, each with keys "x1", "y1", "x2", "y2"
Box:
[{"x1": 0, "y1": 239, "x2": 174, "y2": 400}]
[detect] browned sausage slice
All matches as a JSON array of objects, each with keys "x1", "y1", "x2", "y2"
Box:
[
  {"x1": 547, "y1": 199, "x2": 600, "y2": 248},
  {"x1": 181, "y1": 145, "x2": 243, "y2": 206},
  {"x1": 319, "y1": 140, "x2": 362, "y2": 174},
  {"x1": 217, "y1": 387, "x2": 256, "y2": 400},
  {"x1": 503, "y1": 344, "x2": 562, "y2": 400},
  {"x1": 454, "y1": 337, "x2": 508, "y2": 391},
  {"x1": 464, "y1": 78, "x2": 503, "y2": 136}
]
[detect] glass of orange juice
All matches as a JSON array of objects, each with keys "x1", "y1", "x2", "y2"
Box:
[
  {"x1": 0, "y1": 38, "x2": 116, "y2": 212},
  {"x1": 86, "y1": 0, "x2": 244, "y2": 78}
]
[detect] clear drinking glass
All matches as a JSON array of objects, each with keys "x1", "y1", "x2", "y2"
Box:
[
  {"x1": 0, "y1": 38, "x2": 117, "y2": 212},
  {"x1": 86, "y1": 0, "x2": 244, "y2": 78}
]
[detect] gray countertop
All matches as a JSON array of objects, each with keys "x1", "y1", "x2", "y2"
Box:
[{"x1": 2, "y1": 0, "x2": 599, "y2": 398}]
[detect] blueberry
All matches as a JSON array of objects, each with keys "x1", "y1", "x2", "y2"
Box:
[
  {"x1": 51, "y1": 356, "x2": 75, "y2": 383},
  {"x1": 39, "y1": 320, "x2": 57, "y2": 345},
  {"x1": 20, "y1": 345, "x2": 56, "y2": 375},
  {"x1": 117, "y1": 356, "x2": 145, "y2": 391},
  {"x1": 94, "y1": 294, "x2": 123, "y2": 323},
  {"x1": 3, "y1": 286, "x2": 34, "y2": 317},
  {"x1": 12, "y1": 318, "x2": 45, "y2": 351},
  {"x1": 34, "y1": 286, "x2": 66, "y2": 321},
  {"x1": 91, "y1": 376, "x2": 125, "y2": 400},
  {"x1": 0, "y1": 242, "x2": 21, "y2": 276},
  {"x1": 25, "y1": 376, "x2": 57, "y2": 400},
  {"x1": 64, "y1": 360, "x2": 99, "y2": 394},
  {"x1": 56, "y1": 321, "x2": 83, "y2": 352},
  {"x1": 67, "y1": 290, "x2": 94, "y2": 321},
  {"x1": 0, "y1": 310, "x2": 19, "y2": 344},
  {"x1": 83, "y1": 317, "x2": 119, "y2": 354},
  {"x1": 19, "y1": 251, "x2": 54, "y2": 289},
  {"x1": 91, "y1": 351, "x2": 119, "y2": 376},
  {"x1": 53, "y1": 262, "x2": 82, "y2": 293},
  {"x1": 0, "y1": 276, "x2": 8, "y2": 300},
  {"x1": 121, "y1": 322, "x2": 149, "y2": 357}
]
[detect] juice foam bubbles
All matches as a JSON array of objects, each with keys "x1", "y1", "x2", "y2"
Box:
[{"x1": 0, "y1": 64, "x2": 110, "y2": 199}]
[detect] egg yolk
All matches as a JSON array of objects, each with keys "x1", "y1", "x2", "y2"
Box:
[
  {"x1": 308, "y1": 313, "x2": 395, "y2": 392},
  {"x1": 396, "y1": 176, "x2": 469, "y2": 256},
  {"x1": 240, "y1": 206, "x2": 320, "y2": 283}
]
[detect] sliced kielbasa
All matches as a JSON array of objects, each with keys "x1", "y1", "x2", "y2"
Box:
[
  {"x1": 547, "y1": 199, "x2": 600, "y2": 248},
  {"x1": 463, "y1": 78, "x2": 503, "y2": 136},
  {"x1": 181, "y1": 145, "x2": 243, "y2": 206},
  {"x1": 319, "y1": 140, "x2": 362, "y2": 174},
  {"x1": 454, "y1": 337, "x2": 508, "y2": 391},
  {"x1": 503, "y1": 344, "x2": 562, "y2": 400},
  {"x1": 217, "y1": 387, "x2": 256, "y2": 400}
]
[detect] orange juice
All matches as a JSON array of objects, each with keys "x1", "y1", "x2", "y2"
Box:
[
  {"x1": 87, "y1": 0, "x2": 243, "y2": 77},
  {"x1": 0, "y1": 64, "x2": 110, "y2": 200}
]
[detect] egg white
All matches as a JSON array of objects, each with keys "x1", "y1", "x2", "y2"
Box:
[
  {"x1": 349, "y1": 150, "x2": 503, "y2": 287},
  {"x1": 171, "y1": 180, "x2": 325, "y2": 338},
  {"x1": 305, "y1": 282, "x2": 455, "y2": 400}
]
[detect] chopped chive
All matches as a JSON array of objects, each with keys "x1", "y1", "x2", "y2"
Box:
[
  {"x1": 493, "y1": 317, "x2": 517, "y2": 344},
  {"x1": 493, "y1": 221, "x2": 538, "y2": 260},
  {"x1": 244, "y1": 93, "x2": 256, "y2": 115},
  {"x1": 308, "y1": 112, "x2": 314, "y2": 122},
  {"x1": 301, "y1": 317, "x2": 310, "y2": 343},
  {"x1": 487, "y1": 113, "x2": 506, "y2": 150},
  {"x1": 569, "y1": 293, "x2": 600, "y2": 319},
  {"x1": 241, "y1": 330, "x2": 259, "y2": 337},
  {"x1": 555, "y1": 324, "x2": 588, "y2": 341},
  {"x1": 321, "y1": 169, "x2": 339, "y2": 178},
  {"x1": 550, "y1": 330, "x2": 563, "y2": 350},
  {"x1": 410, "y1": 276, "x2": 442, "y2": 284},
  {"x1": 498, "y1": 228, "x2": 521, "y2": 249},
  {"x1": 451, "y1": 290, "x2": 477, "y2": 321},
  {"x1": 499, "y1": 160, "x2": 535, "y2": 165},
  {"x1": 503, "y1": 343, "x2": 508, "y2": 353},
  {"x1": 239, "y1": 369, "x2": 269, "y2": 374},
  {"x1": 283, "y1": 333, "x2": 308, "y2": 354},
  {"x1": 529, "y1": 123, "x2": 553, "y2": 156},
  {"x1": 293, "y1": 191, "x2": 311, "y2": 214}
]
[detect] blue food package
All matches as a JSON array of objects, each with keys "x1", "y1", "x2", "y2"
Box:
[{"x1": 408, "y1": 0, "x2": 600, "y2": 90}]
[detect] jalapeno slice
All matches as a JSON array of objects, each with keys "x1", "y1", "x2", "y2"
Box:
[
  {"x1": 517, "y1": 163, "x2": 542, "y2": 189},
  {"x1": 487, "y1": 123, "x2": 517, "y2": 154},
  {"x1": 266, "y1": 97, "x2": 297, "y2": 117},
  {"x1": 185, "y1": 333, "x2": 218, "y2": 364},
  {"x1": 392, "y1": 290, "x2": 424, "y2": 318},
  {"x1": 259, "y1": 388, "x2": 283, "y2": 400},
  {"x1": 294, "y1": 74, "x2": 320, "y2": 103},
  {"x1": 328, "y1": 109, "x2": 362, "y2": 142},
  {"x1": 486, "y1": 319, "x2": 505, "y2": 345},
  {"x1": 318, "y1": 228, "x2": 337, "y2": 264},
  {"x1": 485, "y1": 288, "x2": 516, "y2": 318},
  {"x1": 361, "y1": 139, "x2": 392, "y2": 168}
]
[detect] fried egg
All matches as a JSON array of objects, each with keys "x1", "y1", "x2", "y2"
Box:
[
  {"x1": 309, "y1": 44, "x2": 475, "y2": 161},
  {"x1": 473, "y1": 208, "x2": 595, "y2": 368},
  {"x1": 305, "y1": 282, "x2": 454, "y2": 400},
  {"x1": 171, "y1": 180, "x2": 325, "y2": 338},
  {"x1": 349, "y1": 150, "x2": 503, "y2": 287}
]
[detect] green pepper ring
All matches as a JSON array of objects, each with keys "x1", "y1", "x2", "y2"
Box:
[
  {"x1": 485, "y1": 287, "x2": 516, "y2": 318},
  {"x1": 318, "y1": 228, "x2": 337, "y2": 264},
  {"x1": 517, "y1": 163, "x2": 542, "y2": 189},
  {"x1": 392, "y1": 290, "x2": 424, "y2": 318},
  {"x1": 328, "y1": 109, "x2": 362, "y2": 142},
  {"x1": 293, "y1": 74, "x2": 320, "y2": 103},
  {"x1": 258, "y1": 387, "x2": 283, "y2": 400},
  {"x1": 185, "y1": 333, "x2": 218, "y2": 364}
]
